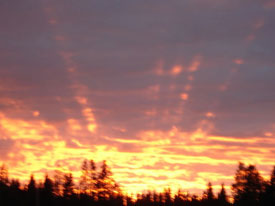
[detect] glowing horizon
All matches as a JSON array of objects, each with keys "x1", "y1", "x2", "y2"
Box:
[{"x1": 0, "y1": 0, "x2": 274, "y2": 197}]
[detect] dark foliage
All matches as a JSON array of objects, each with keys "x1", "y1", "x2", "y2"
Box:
[
  {"x1": 232, "y1": 162, "x2": 266, "y2": 206},
  {"x1": 0, "y1": 161, "x2": 274, "y2": 206}
]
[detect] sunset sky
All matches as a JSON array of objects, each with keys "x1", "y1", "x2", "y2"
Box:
[{"x1": 0, "y1": 0, "x2": 275, "y2": 195}]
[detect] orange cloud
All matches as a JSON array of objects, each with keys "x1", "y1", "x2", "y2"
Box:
[
  {"x1": 1, "y1": 118, "x2": 274, "y2": 196},
  {"x1": 145, "y1": 108, "x2": 157, "y2": 116},
  {"x1": 154, "y1": 60, "x2": 165, "y2": 76},
  {"x1": 170, "y1": 65, "x2": 183, "y2": 76},
  {"x1": 205, "y1": 112, "x2": 215, "y2": 118},
  {"x1": 82, "y1": 107, "x2": 97, "y2": 133},
  {"x1": 264, "y1": 132, "x2": 273, "y2": 137},
  {"x1": 188, "y1": 56, "x2": 202, "y2": 72},
  {"x1": 184, "y1": 84, "x2": 192, "y2": 91},
  {"x1": 32, "y1": 111, "x2": 40, "y2": 117},
  {"x1": 188, "y1": 75, "x2": 194, "y2": 81},
  {"x1": 180, "y1": 93, "x2": 189, "y2": 100},
  {"x1": 67, "y1": 118, "x2": 82, "y2": 131},
  {"x1": 0, "y1": 113, "x2": 57, "y2": 141},
  {"x1": 75, "y1": 96, "x2": 88, "y2": 105},
  {"x1": 0, "y1": 0, "x2": 274, "y2": 199}
]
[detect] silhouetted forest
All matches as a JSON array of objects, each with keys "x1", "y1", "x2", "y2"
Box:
[{"x1": 0, "y1": 161, "x2": 274, "y2": 206}]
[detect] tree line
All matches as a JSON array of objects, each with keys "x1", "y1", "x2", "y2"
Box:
[{"x1": 0, "y1": 161, "x2": 274, "y2": 206}]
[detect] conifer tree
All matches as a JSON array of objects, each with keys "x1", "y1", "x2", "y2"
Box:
[
  {"x1": 27, "y1": 175, "x2": 36, "y2": 194},
  {"x1": 271, "y1": 166, "x2": 275, "y2": 188},
  {"x1": 206, "y1": 182, "x2": 214, "y2": 201},
  {"x1": 27, "y1": 175, "x2": 37, "y2": 206},
  {"x1": 0, "y1": 164, "x2": 9, "y2": 186},
  {"x1": 10, "y1": 179, "x2": 20, "y2": 190},
  {"x1": 43, "y1": 174, "x2": 54, "y2": 195},
  {"x1": 80, "y1": 159, "x2": 89, "y2": 194},
  {"x1": 164, "y1": 188, "x2": 172, "y2": 205},
  {"x1": 269, "y1": 165, "x2": 275, "y2": 205},
  {"x1": 89, "y1": 159, "x2": 97, "y2": 196},
  {"x1": 53, "y1": 170, "x2": 63, "y2": 196},
  {"x1": 96, "y1": 160, "x2": 120, "y2": 200},
  {"x1": 63, "y1": 173, "x2": 74, "y2": 199},
  {"x1": 262, "y1": 166, "x2": 275, "y2": 206},
  {"x1": 41, "y1": 174, "x2": 54, "y2": 206},
  {"x1": 232, "y1": 162, "x2": 264, "y2": 206},
  {"x1": 218, "y1": 183, "x2": 229, "y2": 206}
]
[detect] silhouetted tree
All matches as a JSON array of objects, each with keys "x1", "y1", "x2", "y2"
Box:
[
  {"x1": 96, "y1": 160, "x2": 120, "y2": 200},
  {"x1": 27, "y1": 175, "x2": 37, "y2": 206},
  {"x1": 63, "y1": 173, "x2": 74, "y2": 199},
  {"x1": 0, "y1": 164, "x2": 9, "y2": 206},
  {"x1": 175, "y1": 189, "x2": 192, "y2": 205},
  {"x1": 206, "y1": 182, "x2": 214, "y2": 201},
  {"x1": 10, "y1": 179, "x2": 20, "y2": 190},
  {"x1": 9, "y1": 179, "x2": 22, "y2": 206},
  {"x1": 232, "y1": 162, "x2": 264, "y2": 206},
  {"x1": 163, "y1": 188, "x2": 172, "y2": 205},
  {"x1": 271, "y1": 166, "x2": 275, "y2": 185},
  {"x1": 269, "y1": 166, "x2": 275, "y2": 204},
  {"x1": 80, "y1": 159, "x2": 89, "y2": 195},
  {"x1": 191, "y1": 194, "x2": 200, "y2": 206},
  {"x1": 44, "y1": 174, "x2": 54, "y2": 195},
  {"x1": 125, "y1": 194, "x2": 134, "y2": 206},
  {"x1": 152, "y1": 190, "x2": 159, "y2": 205},
  {"x1": 89, "y1": 159, "x2": 97, "y2": 198},
  {"x1": 41, "y1": 174, "x2": 54, "y2": 206},
  {"x1": 53, "y1": 170, "x2": 63, "y2": 197},
  {"x1": 202, "y1": 182, "x2": 216, "y2": 206},
  {"x1": 218, "y1": 183, "x2": 230, "y2": 206},
  {"x1": 270, "y1": 166, "x2": 275, "y2": 203},
  {"x1": 261, "y1": 166, "x2": 275, "y2": 206},
  {"x1": 79, "y1": 159, "x2": 98, "y2": 202},
  {"x1": 2, "y1": 160, "x2": 275, "y2": 206},
  {"x1": 0, "y1": 164, "x2": 8, "y2": 186}
]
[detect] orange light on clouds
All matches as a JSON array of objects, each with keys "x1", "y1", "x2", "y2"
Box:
[
  {"x1": 67, "y1": 118, "x2": 82, "y2": 131},
  {"x1": 145, "y1": 108, "x2": 157, "y2": 116},
  {"x1": 264, "y1": 132, "x2": 273, "y2": 137},
  {"x1": 180, "y1": 93, "x2": 189, "y2": 100},
  {"x1": 32, "y1": 111, "x2": 40, "y2": 117},
  {"x1": 82, "y1": 108, "x2": 97, "y2": 133},
  {"x1": 188, "y1": 56, "x2": 201, "y2": 72},
  {"x1": 170, "y1": 65, "x2": 183, "y2": 76},
  {"x1": 154, "y1": 61, "x2": 165, "y2": 76},
  {"x1": 0, "y1": 3, "x2": 274, "y2": 199},
  {"x1": 184, "y1": 84, "x2": 192, "y2": 91},
  {"x1": 148, "y1": 85, "x2": 160, "y2": 93},
  {"x1": 188, "y1": 75, "x2": 194, "y2": 81},
  {"x1": 1, "y1": 113, "x2": 274, "y2": 196},
  {"x1": 75, "y1": 96, "x2": 88, "y2": 105},
  {"x1": 205, "y1": 112, "x2": 215, "y2": 118},
  {"x1": 0, "y1": 113, "x2": 56, "y2": 141}
]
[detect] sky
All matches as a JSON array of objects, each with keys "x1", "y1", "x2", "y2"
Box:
[{"x1": 0, "y1": 0, "x2": 275, "y2": 195}]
